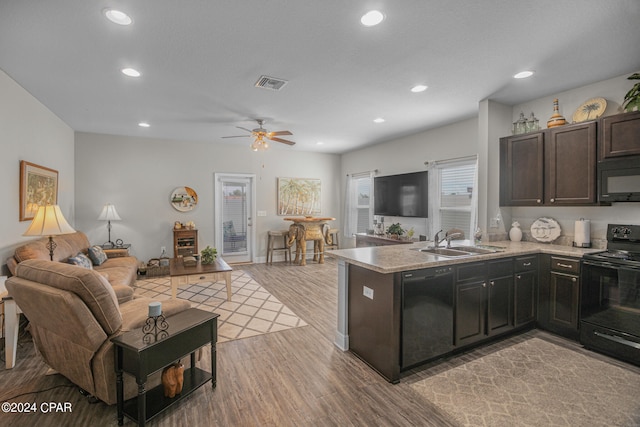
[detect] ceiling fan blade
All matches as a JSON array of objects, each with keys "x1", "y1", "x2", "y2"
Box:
[
  {"x1": 222, "y1": 135, "x2": 250, "y2": 139},
  {"x1": 268, "y1": 130, "x2": 293, "y2": 136},
  {"x1": 270, "y1": 137, "x2": 296, "y2": 145},
  {"x1": 236, "y1": 126, "x2": 253, "y2": 133}
]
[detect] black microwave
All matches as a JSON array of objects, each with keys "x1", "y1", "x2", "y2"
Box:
[{"x1": 598, "y1": 156, "x2": 640, "y2": 202}]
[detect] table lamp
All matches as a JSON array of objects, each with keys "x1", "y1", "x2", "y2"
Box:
[
  {"x1": 23, "y1": 205, "x2": 76, "y2": 261},
  {"x1": 98, "y1": 203, "x2": 121, "y2": 247}
]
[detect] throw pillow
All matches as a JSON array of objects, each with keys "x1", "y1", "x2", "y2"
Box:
[
  {"x1": 88, "y1": 245, "x2": 108, "y2": 266},
  {"x1": 68, "y1": 253, "x2": 93, "y2": 269}
]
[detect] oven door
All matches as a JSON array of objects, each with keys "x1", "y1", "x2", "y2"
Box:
[{"x1": 580, "y1": 260, "x2": 640, "y2": 365}]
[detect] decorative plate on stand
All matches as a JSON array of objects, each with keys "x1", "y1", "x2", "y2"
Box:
[
  {"x1": 572, "y1": 97, "x2": 607, "y2": 123},
  {"x1": 531, "y1": 217, "x2": 561, "y2": 243},
  {"x1": 170, "y1": 186, "x2": 198, "y2": 212}
]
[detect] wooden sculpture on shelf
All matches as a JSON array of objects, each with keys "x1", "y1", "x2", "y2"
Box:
[{"x1": 161, "y1": 362, "x2": 185, "y2": 398}]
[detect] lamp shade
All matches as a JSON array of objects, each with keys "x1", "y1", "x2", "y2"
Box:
[
  {"x1": 98, "y1": 204, "x2": 122, "y2": 221},
  {"x1": 23, "y1": 205, "x2": 76, "y2": 237}
]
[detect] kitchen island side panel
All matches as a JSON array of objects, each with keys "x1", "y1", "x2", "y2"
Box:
[{"x1": 348, "y1": 264, "x2": 402, "y2": 383}]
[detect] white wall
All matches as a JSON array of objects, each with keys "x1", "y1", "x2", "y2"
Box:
[
  {"x1": 0, "y1": 69, "x2": 75, "y2": 274},
  {"x1": 340, "y1": 117, "x2": 479, "y2": 245},
  {"x1": 74, "y1": 132, "x2": 341, "y2": 262}
]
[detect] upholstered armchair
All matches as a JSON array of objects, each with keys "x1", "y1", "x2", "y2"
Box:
[{"x1": 5, "y1": 259, "x2": 191, "y2": 405}]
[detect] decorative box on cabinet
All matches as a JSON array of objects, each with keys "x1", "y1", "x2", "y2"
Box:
[{"x1": 174, "y1": 228, "x2": 198, "y2": 258}]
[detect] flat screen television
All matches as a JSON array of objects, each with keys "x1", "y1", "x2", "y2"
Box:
[{"x1": 374, "y1": 171, "x2": 428, "y2": 218}]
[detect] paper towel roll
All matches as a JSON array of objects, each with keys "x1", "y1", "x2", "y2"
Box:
[{"x1": 574, "y1": 219, "x2": 591, "y2": 247}]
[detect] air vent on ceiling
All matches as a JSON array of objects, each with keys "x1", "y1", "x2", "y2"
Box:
[{"x1": 255, "y1": 75, "x2": 288, "y2": 91}]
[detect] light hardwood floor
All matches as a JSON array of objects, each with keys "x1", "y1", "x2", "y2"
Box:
[
  {"x1": 4, "y1": 257, "x2": 635, "y2": 426},
  {"x1": 0, "y1": 257, "x2": 456, "y2": 427}
]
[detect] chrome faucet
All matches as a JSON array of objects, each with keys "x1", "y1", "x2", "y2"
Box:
[
  {"x1": 433, "y1": 230, "x2": 464, "y2": 248},
  {"x1": 433, "y1": 230, "x2": 445, "y2": 247}
]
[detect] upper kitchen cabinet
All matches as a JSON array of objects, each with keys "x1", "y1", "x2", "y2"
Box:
[
  {"x1": 546, "y1": 121, "x2": 598, "y2": 205},
  {"x1": 600, "y1": 110, "x2": 640, "y2": 159},
  {"x1": 500, "y1": 132, "x2": 544, "y2": 206},
  {"x1": 500, "y1": 121, "x2": 599, "y2": 206}
]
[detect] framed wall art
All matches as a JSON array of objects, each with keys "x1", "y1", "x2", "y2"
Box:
[
  {"x1": 20, "y1": 160, "x2": 58, "y2": 221},
  {"x1": 277, "y1": 177, "x2": 321, "y2": 216}
]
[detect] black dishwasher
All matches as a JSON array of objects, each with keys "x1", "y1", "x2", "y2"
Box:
[{"x1": 402, "y1": 266, "x2": 454, "y2": 368}]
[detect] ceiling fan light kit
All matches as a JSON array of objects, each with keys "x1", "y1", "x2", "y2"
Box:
[{"x1": 223, "y1": 119, "x2": 295, "y2": 151}]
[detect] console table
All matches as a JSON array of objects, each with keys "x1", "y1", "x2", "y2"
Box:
[
  {"x1": 284, "y1": 216, "x2": 336, "y2": 265},
  {"x1": 112, "y1": 308, "x2": 219, "y2": 426}
]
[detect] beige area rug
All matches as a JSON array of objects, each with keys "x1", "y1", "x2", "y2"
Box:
[
  {"x1": 134, "y1": 271, "x2": 307, "y2": 342},
  {"x1": 410, "y1": 338, "x2": 640, "y2": 427}
]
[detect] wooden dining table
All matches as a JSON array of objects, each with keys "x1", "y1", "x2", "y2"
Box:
[{"x1": 284, "y1": 216, "x2": 336, "y2": 265}]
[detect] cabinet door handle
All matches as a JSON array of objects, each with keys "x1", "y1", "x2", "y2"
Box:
[
  {"x1": 556, "y1": 262, "x2": 572, "y2": 269},
  {"x1": 572, "y1": 277, "x2": 577, "y2": 283},
  {"x1": 516, "y1": 275, "x2": 522, "y2": 279},
  {"x1": 482, "y1": 282, "x2": 487, "y2": 288},
  {"x1": 550, "y1": 198, "x2": 555, "y2": 203},
  {"x1": 523, "y1": 262, "x2": 531, "y2": 266},
  {"x1": 536, "y1": 199, "x2": 541, "y2": 203},
  {"x1": 490, "y1": 281, "x2": 495, "y2": 286}
]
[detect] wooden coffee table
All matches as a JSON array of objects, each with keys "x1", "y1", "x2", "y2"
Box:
[{"x1": 169, "y1": 257, "x2": 232, "y2": 300}]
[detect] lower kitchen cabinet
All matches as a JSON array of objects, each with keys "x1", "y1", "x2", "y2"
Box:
[
  {"x1": 514, "y1": 256, "x2": 538, "y2": 327},
  {"x1": 538, "y1": 255, "x2": 581, "y2": 340},
  {"x1": 454, "y1": 259, "x2": 514, "y2": 347}
]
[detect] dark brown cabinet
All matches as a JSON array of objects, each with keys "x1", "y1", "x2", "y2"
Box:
[
  {"x1": 538, "y1": 255, "x2": 580, "y2": 340},
  {"x1": 500, "y1": 132, "x2": 544, "y2": 206},
  {"x1": 454, "y1": 260, "x2": 513, "y2": 347},
  {"x1": 546, "y1": 122, "x2": 598, "y2": 204},
  {"x1": 500, "y1": 121, "x2": 600, "y2": 206},
  {"x1": 600, "y1": 110, "x2": 640, "y2": 158},
  {"x1": 514, "y1": 256, "x2": 537, "y2": 327}
]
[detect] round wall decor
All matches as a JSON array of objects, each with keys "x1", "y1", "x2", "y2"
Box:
[
  {"x1": 531, "y1": 217, "x2": 561, "y2": 243},
  {"x1": 170, "y1": 186, "x2": 198, "y2": 212}
]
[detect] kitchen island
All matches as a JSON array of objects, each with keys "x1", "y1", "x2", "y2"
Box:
[{"x1": 329, "y1": 240, "x2": 600, "y2": 382}]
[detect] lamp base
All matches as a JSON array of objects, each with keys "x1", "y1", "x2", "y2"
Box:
[{"x1": 46, "y1": 236, "x2": 57, "y2": 261}]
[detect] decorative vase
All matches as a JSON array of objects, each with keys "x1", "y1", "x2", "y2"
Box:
[
  {"x1": 547, "y1": 98, "x2": 567, "y2": 128},
  {"x1": 509, "y1": 222, "x2": 523, "y2": 242}
]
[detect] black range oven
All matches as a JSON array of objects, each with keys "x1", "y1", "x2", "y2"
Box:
[{"x1": 581, "y1": 224, "x2": 640, "y2": 366}]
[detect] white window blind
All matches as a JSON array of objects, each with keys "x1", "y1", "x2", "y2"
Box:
[{"x1": 428, "y1": 156, "x2": 478, "y2": 240}]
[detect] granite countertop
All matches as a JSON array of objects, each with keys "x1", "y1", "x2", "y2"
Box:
[{"x1": 329, "y1": 240, "x2": 603, "y2": 274}]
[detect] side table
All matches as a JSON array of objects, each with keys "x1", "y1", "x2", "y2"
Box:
[{"x1": 111, "y1": 308, "x2": 219, "y2": 426}]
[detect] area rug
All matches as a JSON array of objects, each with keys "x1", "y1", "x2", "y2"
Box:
[
  {"x1": 134, "y1": 271, "x2": 307, "y2": 343},
  {"x1": 410, "y1": 338, "x2": 640, "y2": 427}
]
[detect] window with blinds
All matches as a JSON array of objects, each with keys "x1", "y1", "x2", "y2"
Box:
[
  {"x1": 434, "y1": 158, "x2": 477, "y2": 239},
  {"x1": 355, "y1": 176, "x2": 372, "y2": 234}
]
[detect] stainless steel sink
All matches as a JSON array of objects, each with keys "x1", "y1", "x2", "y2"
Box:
[
  {"x1": 419, "y1": 248, "x2": 473, "y2": 257},
  {"x1": 451, "y1": 246, "x2": 499, "y2": 254}
]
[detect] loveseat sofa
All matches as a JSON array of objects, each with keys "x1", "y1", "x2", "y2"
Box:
[
  {"x1": 5, "y1": 259, "x2": 191, "y2": 404},
  {"x1": 6, "y1": 231, "x2": 138, "y2": 303}
]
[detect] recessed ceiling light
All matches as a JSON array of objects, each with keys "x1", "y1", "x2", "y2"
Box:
[
  {"x1": 514, "y1": 71, "x2": 534, "y2": 79},
  {"x1": 373, "y1": 117, "x2": 385, "y2": 123},
  {"x1": 361, "y1": 10, "x2": 384, "y2": 27},
  {"x1": 103, "y1": 9, "x2": 132, "y2": 26},
  {"x1": 121, "y1": 68, "x2": 141, "y2": 77},
  {"x1": 316, "y1": 141, "x2": 324, "y2": 145},
  {"x1": 138, "y1": 122, "x2": 150, "y2": 128},
  {"x1": 411, "y1": 85, "x2": 428, "y2": 93}
]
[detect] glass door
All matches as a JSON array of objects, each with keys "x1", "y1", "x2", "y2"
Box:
[{"x1": 214, "y1": 173, "x2": 255, "y2": 264}]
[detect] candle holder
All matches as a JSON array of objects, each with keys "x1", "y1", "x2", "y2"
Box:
[{"x1": 142, "y1": 314, "x2": 169, "y2": 343}]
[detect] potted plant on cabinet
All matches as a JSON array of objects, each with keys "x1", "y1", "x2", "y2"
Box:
[
  {"x1": 623, "y1": 72, "x2": 640, "y2": 112},
  {"x1": 386, "y1": 223, "x2": 404, "y2": 239}
]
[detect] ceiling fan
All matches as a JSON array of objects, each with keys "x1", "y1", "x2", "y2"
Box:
[{"x1": 222, "y1": 119, "x2": 295, "y2": 151}]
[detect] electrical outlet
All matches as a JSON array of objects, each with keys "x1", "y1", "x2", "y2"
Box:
[
  {"x1": 490, "y1": 218, "x2": 499, "y2": 228},
  {"x1": 160, "y1": 246, "x2": 166, "y2": 254},
  {"x1": 257, "y1": 210, "x2": 267, "y2": 217},
  {"x1": 363, "y1": 286, "x2": 374, "y2": 300}
]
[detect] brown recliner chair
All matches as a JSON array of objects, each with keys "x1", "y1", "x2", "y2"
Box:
[{"x1": 5, "y1": 259, "x2": 191, "y2": 405}]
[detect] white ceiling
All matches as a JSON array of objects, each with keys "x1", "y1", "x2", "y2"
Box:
[{"x1": 1, "y1": 1, "x2": 639, "y2": 154}]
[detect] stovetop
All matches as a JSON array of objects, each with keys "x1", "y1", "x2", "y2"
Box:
[{"x1": 583, "y1": 224, "x2": 640, "y2": 267}]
